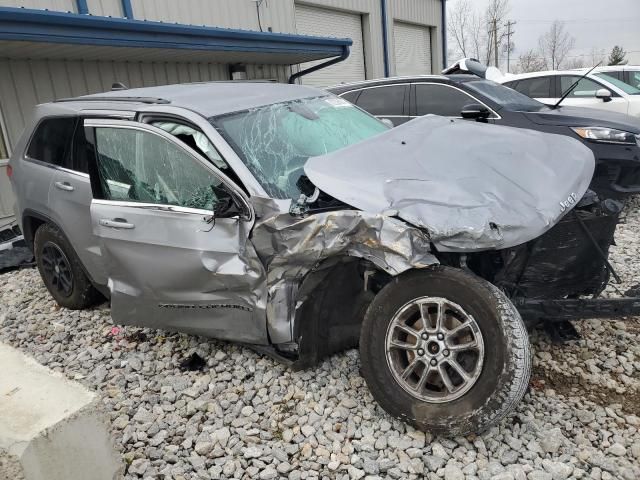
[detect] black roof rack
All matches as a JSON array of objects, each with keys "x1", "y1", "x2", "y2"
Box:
[{"x1": 55, "y1": 96, "x2": 171, "y2": 104}]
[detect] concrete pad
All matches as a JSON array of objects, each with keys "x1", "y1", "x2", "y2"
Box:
[{"x1": 0, "y1": 343, "x2": 122, "y2": 480}]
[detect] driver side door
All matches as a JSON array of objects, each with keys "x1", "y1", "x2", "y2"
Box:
[{"x1": 85, "y1": 119, "x2": 267, "y2": 344}]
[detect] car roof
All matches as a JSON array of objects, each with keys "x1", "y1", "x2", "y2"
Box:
[
  {"x1": 326, "y1": 75, "x2": 450, "y2": 92},
  {"x1": 573, "y1": 65, "x2": 640, "y2": 72},
  {"x1": 46, "y1": 81, "x2": 325, "y2": 117}
]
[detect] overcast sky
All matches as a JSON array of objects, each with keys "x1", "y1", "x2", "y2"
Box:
[{"x1": 447, "y1": 0, "x2": 640, "y2": 68}]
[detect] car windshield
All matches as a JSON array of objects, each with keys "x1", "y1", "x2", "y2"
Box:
[
  {"x1": 464, "y1": 79, "x2": 549, "y2": 112},
  {"x1": 211, "y1": 95, "x2": 388, "y2": 199},
  {"x1": 595, "y1": 73, "x2": 640, "y2": 95}
]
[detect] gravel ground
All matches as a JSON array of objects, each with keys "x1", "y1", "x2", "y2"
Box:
[{"x1": 1, "y1": 199, "x2": 640, "y2": 480}]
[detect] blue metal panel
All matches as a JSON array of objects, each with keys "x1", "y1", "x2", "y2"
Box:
[
  {"x1": 121, "y1": 0, "x2": 134, "y2": 19},
  {"x1": 76, "y1": 0, "x2": 89, "y2": 15},
  {"x1": 0, "y1": 7, "x2": 350, "y2": 57}
]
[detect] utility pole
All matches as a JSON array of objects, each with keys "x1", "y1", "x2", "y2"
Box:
[
  {"x1": 505, "y1": 20, "x2": 516, "y2": 73},
  {"x1": 492, "y1": 19, "x2": 499, "y2": 67}
]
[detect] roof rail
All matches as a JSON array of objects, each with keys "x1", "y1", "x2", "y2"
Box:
[{"x1": 55, "y1": 96, "x2": 171, "y2": 104}]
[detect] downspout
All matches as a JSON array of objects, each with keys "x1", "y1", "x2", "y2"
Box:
[
  {"x1": 380, "y1": 0, "x2": 390, "y2": 77},
  {"x1": 441, "y1": 0, "x2": 447, "y2": 70},
  {"x1": 288, "y1": 46, "x2": 350, "y2": 84}
]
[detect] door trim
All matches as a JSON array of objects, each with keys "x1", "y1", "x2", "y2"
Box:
[{"x1": 84, "y1": 118, "x2": 254, "y2": 222}]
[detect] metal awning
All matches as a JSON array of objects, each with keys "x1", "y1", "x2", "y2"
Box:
[{"x1": 0, "y1": 7, "x2": 351, "y2": 65}]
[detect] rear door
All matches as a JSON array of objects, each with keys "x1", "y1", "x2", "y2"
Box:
[
  {"x1": 85, "y1": 119, "x2": 267, "y2": 343},
  {"x1": 352, "y1": 84, "x2": 410, "y2": 126},
  {"x1": 510, "y1": 76, "x2": 555, "y2": 105}
]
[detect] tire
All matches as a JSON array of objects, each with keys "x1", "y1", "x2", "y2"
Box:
[
  {"x1": 359, "y1": 265, "x2": 531, "y2": 435},
  {"x1": 34, "y1": 223, "x2": 102, "y2": 310}
]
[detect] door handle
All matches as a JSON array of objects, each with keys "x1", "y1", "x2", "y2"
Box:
[
  {"x1": 54, "y1": 181, "x2": 74, "y2": 192},
  {"x1": 99, "y1": 218, "x2": 135, "y2": 229}
]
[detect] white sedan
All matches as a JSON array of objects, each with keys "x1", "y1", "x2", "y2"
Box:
[{"x1": 499, "y1": 70, "x2": 640, "y2": 117}]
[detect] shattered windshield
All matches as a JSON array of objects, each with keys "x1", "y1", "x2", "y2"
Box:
[
  {"x1": 465, "y1": 79, "x2": 549, "y2": 112},
  {"x1": 211, "y1": 95, "x2": 388, "y2": 199}
]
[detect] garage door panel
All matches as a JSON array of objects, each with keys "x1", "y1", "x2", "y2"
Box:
[
  {"x1": 295, "y1": 5, "x2": 366, "y2": 87},
  {"x1": 394, "y1": 22, "x2": 431, "y2": 76}
]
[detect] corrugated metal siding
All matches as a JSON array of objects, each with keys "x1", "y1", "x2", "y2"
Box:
[
  {"x1": 0, "y1": 58, "x2": 268, "y2": 149},
  {"x1": 86, "y1": 0, "x2": 124, "y2": 17},
  {"x1": 0, "y1": 0, "x2": 77, "y2": 12},
  {"x1": 131, "y1": 0, "x2": 296, "y2": 34}
]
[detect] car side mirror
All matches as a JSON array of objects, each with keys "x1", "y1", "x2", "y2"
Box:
[
  {"x1": 211, "y1": 184, "x2": 249, "y2": 220},
  {"x1": 595, "y1": 88, "x2": 612, "y2": 102},
  {"x1": 461, "y1": 103, "x2": 491, "y2": 121}
]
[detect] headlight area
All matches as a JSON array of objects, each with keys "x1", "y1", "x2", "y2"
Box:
[{"x1": 571, "y1": 127, "x2": 638, "y2": 146}]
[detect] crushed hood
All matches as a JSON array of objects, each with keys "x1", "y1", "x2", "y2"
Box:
[{"x1": 304, "y1": 115, "x2": 595, "y2": 252}]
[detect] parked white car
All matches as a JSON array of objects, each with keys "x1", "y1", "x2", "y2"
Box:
[
  {"x1": 500, "y1": 70, "x2": 640, "y2": 117},
  {"x1": 588, "y1": 65, "x2": 640, "y2": 90}
]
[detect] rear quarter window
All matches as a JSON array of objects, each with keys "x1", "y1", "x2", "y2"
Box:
[{"x1": 26, "y1": 117, "x2": 76, "y2": 167}]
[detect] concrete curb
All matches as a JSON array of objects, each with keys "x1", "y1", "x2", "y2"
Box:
[{"x1": 0, "y1": 343, "x2": 123, "y2": 480}]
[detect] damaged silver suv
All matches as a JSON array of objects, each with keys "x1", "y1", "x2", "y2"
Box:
[{"x1": 10, "y1": 82, "x2": 598, "y2": 434}]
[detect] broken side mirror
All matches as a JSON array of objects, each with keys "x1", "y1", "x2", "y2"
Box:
[
  {"x1": 595, "y1": 88, "x2": 612, "y2": 102},
  {"x1": 211, "y1": 184, "x2": 249, "y2": 220},
  {"x1": 461, "y1": 103, "x2": 491, "y2": 122}
]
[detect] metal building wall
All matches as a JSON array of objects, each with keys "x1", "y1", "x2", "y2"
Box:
[
  {"x1": 86, "y1": 0, "x2": 124, "y2": 17},
  {"x1": 388, "y1": 0, "x2": 442, "y2": 73},
  {"x1": 0, "y1": 0, "x2": 77, "y2": 11},
  {"x1": 131, "y1": 0, "x2": 296, "y2": 34},
  {"x1": 0, "y1": 58, "x2": 291, "y2": 151}
]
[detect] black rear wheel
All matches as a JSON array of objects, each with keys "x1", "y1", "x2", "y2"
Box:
[{"x1": 34, "y1": 223, "x2": 103, "y2": 309}]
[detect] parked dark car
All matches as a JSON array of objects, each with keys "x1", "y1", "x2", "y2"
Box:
[{"x1": 328, "y1": 75, "x2": 640, "y2": 198}]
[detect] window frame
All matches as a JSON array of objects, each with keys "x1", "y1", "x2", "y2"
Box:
[
  {"x1": 344, "y1": 83, "x2": 410, "y2": 118},
  {"x1": 0, "y1": 103, "x2": 10, "y2": 160},
  {"x1": 409, "y1": 82, "x2": 501, "y2": 119},
  {"x1": 84, "y1": 118, "x2": 253, "y2": 221}
]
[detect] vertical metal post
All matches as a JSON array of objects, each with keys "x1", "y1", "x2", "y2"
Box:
[
  {"x1": 493, "y1": 19, "x2": 498, "y2": 67},
  {"x1": 121, "y1": 0, "x2": 134, "y2": 19},
  {"x1": 76, "y1": 0, "x2": 89, "y2": 14},
  {"x1": 505, "y1": 20, "x2": 516, "y2": 73},
  {"x1": 441, "y1": 0, "x2": 447, "y2": 70},
  {"x1": 380, "y1": 0, "x2": 390, "y2": 77}
]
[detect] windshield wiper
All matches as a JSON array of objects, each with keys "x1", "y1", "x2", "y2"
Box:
[{"x1": 552, "y1": 63, "x2": 601, "y2": 109}]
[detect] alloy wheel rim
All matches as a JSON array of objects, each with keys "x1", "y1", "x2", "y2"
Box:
[
  {"x1": 385, "y1": 297, "x2": 485, "y2": 403},
  {"x1": 40, "y1": 241, "x2": 73, "y2": 297}
]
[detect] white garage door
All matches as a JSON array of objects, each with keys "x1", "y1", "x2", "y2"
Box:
[
  {"x1": 394, "y1": 22, "x2": 432, "y2": 76},
  {"x1": 295, "y1": 5, "x2": 366, "y2": 87}
]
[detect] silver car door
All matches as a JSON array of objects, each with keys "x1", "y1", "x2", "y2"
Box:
[{"x1": 85, "y1": 119, "x2": 267, "y2": 344}]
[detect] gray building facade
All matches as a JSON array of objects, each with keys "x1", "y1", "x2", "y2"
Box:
[{"x1": 0, "y1": 0, "x2": 445, "y2": 226}]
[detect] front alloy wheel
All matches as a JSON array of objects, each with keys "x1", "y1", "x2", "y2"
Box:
[
  {"x1": 386, "y1": 297, "x2": 485, "y2": 403},
  {"x1": 360, "y1": 266, "x2": 531, "y2": 435}
]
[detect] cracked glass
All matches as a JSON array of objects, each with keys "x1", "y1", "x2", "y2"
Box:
[
  {"x1": 211, "y1": 95, "x2": 388, "y2": 199},
  {"x1": 94, "y1": 127, "x2": 222, "y2": 210}
]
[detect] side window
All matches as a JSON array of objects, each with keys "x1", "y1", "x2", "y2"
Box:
[
  {"x1": 340, "y1": 90, "x2": 361, "y2": 104},
  {"x1": 26, "y1": 117, "x2": 76, "y2": 167},
  {"x1": 513, "y1": 77, "x2": 553, "y2": 97},
  {"x1": 356, "y1": 85, "x2": 406, "y2": 116},
  {"x1": 415, "y1": 84, "x2": 478, "y2": 117},
  {"x1": 93, "y1": 127, "x2": 222, "y2": 211},
  {"x1": 560, "y1": 76, "x2": 605, "y2": 97},
  {"x1": 0, "y1": 126, "x2": 7, "y2": 159},
  {"x1": 598, "y1": 71, "x2": 621, "y2": 81},
  {"x1": 630, "y1": 71, "x2": 640, "y2": 89}
]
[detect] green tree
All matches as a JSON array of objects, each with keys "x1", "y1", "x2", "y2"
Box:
[{"x1": 608, "y1": 45, "x2": 627, "y2": 66}]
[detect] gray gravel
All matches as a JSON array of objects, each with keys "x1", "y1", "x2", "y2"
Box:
[{"x1": 1, "y1": 197, "x2": 640, "y2": 480}]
